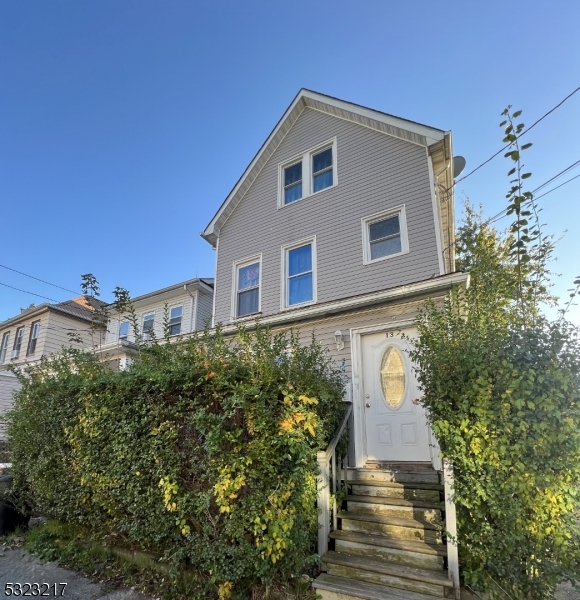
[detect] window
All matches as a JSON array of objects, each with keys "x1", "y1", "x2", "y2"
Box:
[
  {"x1": 0, "y1": 332, "x2": 9, "y2": 364},
  {"x1": 12, "y1": 326, "x2": 24, "y2": 359},
  {"x1": 284, "y1": 162, "x2": 302, "y2": 204},
  {"x1": 279, "y1": 138, "x2": 336, "y2": 207},
  {"x1": 362, "y1": 206, "x2": 409, "y2": 264},
  {"x1": 169, "y1": 306, "x2": 183, "y2": 335},
  {"x1": 283, "y1": 239, "x2": 317, "y2": 308},
  {"x1": 234, "y1": 259, "x2": 260, "y2": 318},
  {"x1": 118, "y1": 321, "x2": 129, "y2": 340},
  {"x1": 26, "y1": 321, "x2": 41, "y2": 356},
  {"x1": 142, "y1": 314, "x2": 154, "y2": 341},
  {"x1": 312, "y1": 147, "x2": 333, "y2": 193}
]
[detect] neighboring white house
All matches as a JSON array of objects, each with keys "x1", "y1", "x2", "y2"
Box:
[
  {"x1": 0, "y1": 296, "x2": 106, "y2": 439},
  {"x1": 96, "y1": 277, "x2": 214, "y2": 370}
]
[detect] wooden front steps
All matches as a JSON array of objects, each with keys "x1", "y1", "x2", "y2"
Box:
[{"x1": 313, "y1": 465, "x2": 457, "y2": 600}]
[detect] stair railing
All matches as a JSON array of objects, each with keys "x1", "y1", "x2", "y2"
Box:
[
  {"x1": 316, "y1": 402, "x2": 352, "y2": 557},
  {"x1": 442, "y1": 458, "x2": 460, "y2": 599}
]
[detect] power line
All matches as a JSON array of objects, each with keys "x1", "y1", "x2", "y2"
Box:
[
  {"x1": 0, "y1": 263, "x2": 79, "y2": 295},
  {"x1": 532, "y1": 159, "x2": 580, "y2": 194},
  {"x1": 534, "y1": 172, "x2": 580, "y2": 201},
  {"x1": 0, "y1": 281, "x2": 60, "y2": 303},
  {"x1": 453, "y1": 84, "x2": 580, "y2": 186}
]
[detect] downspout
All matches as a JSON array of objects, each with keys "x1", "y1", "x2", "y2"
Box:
[{"x1": 184, "y1": 284, "x2": 197, "y2": 333}]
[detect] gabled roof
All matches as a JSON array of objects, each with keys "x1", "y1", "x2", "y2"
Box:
[
  {"x1": 112, "y1": 277, "x2": 214, "y2": 309},
  {"x1": 0, "y1": 296, "x2": 105, "y2": 330},
  {"x1": 201, "y1": 88, "x2": 448, "y2": 247}
]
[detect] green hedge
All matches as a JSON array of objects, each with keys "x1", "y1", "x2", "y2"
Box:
[{"x1": 6, "y1": 327, "x2": 345, "y2": 598}]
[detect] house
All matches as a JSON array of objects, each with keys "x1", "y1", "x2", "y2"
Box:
[
  {"x1": 0, "y1": 296, "x2": 106, "y2": 439},
  {"x1": 96, "y1": 277, "x2": 214, "y2": 370},
  {"x1": 202, "y1": 89, "x2": 468, "y2": 599}
]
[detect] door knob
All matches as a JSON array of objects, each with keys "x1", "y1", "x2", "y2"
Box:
[{"x1": 366, "y1": 403, "x2": 371, "y2": 408}]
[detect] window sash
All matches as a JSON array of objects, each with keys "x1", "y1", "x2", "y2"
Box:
[
  {"x1": 287, "y1": 244, "x2": 313, "y2": 306},
  {"x1": 312, "y1": 148, "x2": 333, "y2": 193},
  {"x1": 142, "y1": 315, "x2": 154, "y2": 339},
  {"x1": 363, "y1": 210, "x2": 406, "y2": 263},
  {"x1": 0, "y1": 332, "x2": 9, "y2": 364},
  {"x1": 27, "y1": 321, "x2": 41, "y2": 356},
  {"x1": 169, "y1": 306, "x2": 182, "y2": 335},
  {"x1": 236, "y1": 261, "x2": 260, "y2": 317},
  {"x1": 13, "y1": 327, "x2": 24, "y2": 357},
  {"x1": 119, "y1": 321, "x2": 129, "y2": 340}
]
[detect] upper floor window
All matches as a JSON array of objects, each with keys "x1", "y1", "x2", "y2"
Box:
[
  {"x1": 283, "y1": 239, "x2": 317, "y2": 308},
  {"x1": 0, "y1": 332, "x2": 10, "y2": 364},
  {"x1": 26, "y1": 321, "x2": 41, "y2": 356},
  {"x1": 279, "y1": 138, "x2": 337, "y2": 207},
  {"x1": 119, "y1": 321, "x2": 129, "y2": 340},
  {"x1": 12, "y1": 326, "x2": 24, "y2": 359},
  {"x1": 142, "y1": 314, "x2": 154, "y2": 341},
  {"x1": 362, "y1": 206, "x2": 409, "y2": 265},
  {"x1": 169, "y1": 306, "x2": 183, "y2": 335},
  {"x1": 234, "y1": 258, "x2": 260, "y2": 318}
]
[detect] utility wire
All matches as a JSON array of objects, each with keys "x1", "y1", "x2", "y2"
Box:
[
  {"x1": 0, "y1": 282, "x2": 60, "y2": 303},
  {"x1": 534, "y1": 172, "x2": 580, "y2": 201},
  {"x1": 453, "y1": 85, "x2": 580, "y2": 186},
  {"x1": 0, "y1": 263, "x2": 79, "y2": 295}
]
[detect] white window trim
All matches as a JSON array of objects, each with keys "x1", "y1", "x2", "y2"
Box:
[
  {"x1": 280, "y1": 236, "x2": 317, "y2": 310},
  {"x1": 361, "y1": 205, "x2": 409, "y2": 265},
  {"x1": 277, "y1": 138, "x2": 337, "y2": 209},
  {"x1": 0, "y1": 332, "x2": 10, "y2": 364},
  {"x1": 12, "y1": 326, "x2": 25, "y2": 359},
  {"x1": 142, "y1": 312, "x2": 155, "y2": 340},
  {"x1": 118, "y1": 320, "x2": 130, "y2": 341},
  {"x1": 231, "y1": 254, "x2": 262, "y2": 321},
  {"x1": 168, "y1": 304, "x2": 183, "y2": 336}
]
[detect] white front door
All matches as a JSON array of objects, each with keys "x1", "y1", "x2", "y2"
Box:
[{"x1": 361, "y1": 329, "x2": 430, "y2": 463}]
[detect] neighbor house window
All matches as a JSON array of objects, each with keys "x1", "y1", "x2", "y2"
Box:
[
  {"x1": 142, "y1": 314, "x2": 154, "y2": 340},
  {"x1": 0, "y1": 332, "x2": 10, "y2": 364},
  {"x1": 279, "y1": 138, "x2": 336, "y2": 207},
  {"x1": 118, "y1": 321, "x2": 129, "y2": 340},
  {"x1": 234, "y1": 258, "x2": 260, "y2": 318},
  {"x1": 283, "y1": 239, "x2": 316, "y2": 308},
  {"x1": 362, "y1": 206, "x2": 409, "y2": 264},
  {"x1": 12, "y1": 326, "x2": 24, "y2": 359},
  {"x1": 26, "y1": 321, "x2": 41, "y2": 356},
  {"x1": 169, "y1": 306, "x2": 183, "y2": 335}
]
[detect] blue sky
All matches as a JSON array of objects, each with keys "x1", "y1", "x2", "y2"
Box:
[{"x1": 1, "y1": 1, "x2": 579, "y2": 323}]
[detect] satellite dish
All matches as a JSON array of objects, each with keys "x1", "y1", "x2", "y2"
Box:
[{"x1": 453, "y1": 156, "x2": 466, "y2": 179}]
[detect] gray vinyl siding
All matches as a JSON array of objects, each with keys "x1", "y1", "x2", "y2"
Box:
[
  {"x1": 195, "y1": 290, "x2": 214, "y2": 331},
  {"x1": 0, "y1": 373, "x2": 21, "y2": 439},
  {"x1": 214, "y1": 108, "x2": 441, "y2": 324}
]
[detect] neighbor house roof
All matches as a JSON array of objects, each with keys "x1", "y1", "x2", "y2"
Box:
[
  {"x1": 0, "y1": 296, "x2": 105, "y2": 330},
  {"x1": 201, "y1": 88, "x2": 449, "y2": 247}
]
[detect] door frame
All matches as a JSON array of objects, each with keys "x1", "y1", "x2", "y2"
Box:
[{"x1": 350, "y1": 319, "x2": 441, "y2": 469}]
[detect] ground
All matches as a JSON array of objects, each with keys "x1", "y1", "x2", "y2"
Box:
[{"x1": 0, "y1": 543, "x2": 153, "y2": 599}]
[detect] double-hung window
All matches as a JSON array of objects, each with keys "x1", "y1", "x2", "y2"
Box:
[
  {"x1": 0, "y1": 332, "x2": 10, "y2": 364},
  {"x1": 118, "y1": 321, "x2": 129, "y2": 340},
  {"x1": 283, "y1": 239, "x2": 316, "y2": 308},
  {"x1": 279, "y1": 138, "x2": 336, "y2": 207},
  {"x1": 169, "y1": 306, "x2": 183, "y2": 335},
  {"x1": 12, "y1": 326, "x2": 24, "y2": 359},
  {"x1": 142, "y1": 314, "x2": 154, "y2": 341},
  {"x1": 26, "y1": 321, "x2": 41, "y2": 356},
  {"x1": 362, "y1": 206, "x2": 409, "y2": 264},
  {"x1": 234, "y1": 259, "x2": 260, "y2": 318}
]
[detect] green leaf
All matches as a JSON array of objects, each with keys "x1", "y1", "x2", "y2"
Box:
[{"x1": 513, "y1": 110, "x2": 522, "y2": 118}]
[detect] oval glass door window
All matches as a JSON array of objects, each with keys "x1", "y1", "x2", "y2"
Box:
[{"x1": 380, "y1": 346, "x2": 406, "y2": 409}]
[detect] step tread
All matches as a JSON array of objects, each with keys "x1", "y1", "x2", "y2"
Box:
[
  {"x1": 323, "y1": 551, "x2": 453, "y2": 588},
  {"x1": 330, "y1": 530, "x2": 448, "y2": 557},
  {"x1": 347, "y1": 495, "x2": 443, "y2": 510},
  {"x1": 313, "y1": 573, "x2": 443, "y2": 600},
  {"x1": 348, "y1": 480, "x2": 444, "y2": 491},
  {"x1": 338, "y1": 511, "x2": 441, "y2": 531}
]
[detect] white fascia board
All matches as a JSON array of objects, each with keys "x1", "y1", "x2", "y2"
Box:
[{"x1": 217, "y1": 272, "x2": 469, "y2": 334}]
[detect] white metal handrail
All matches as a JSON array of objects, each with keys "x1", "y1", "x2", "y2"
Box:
[{"x1": 316, "y1": 402, "x2": 352, "y2": 557}]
